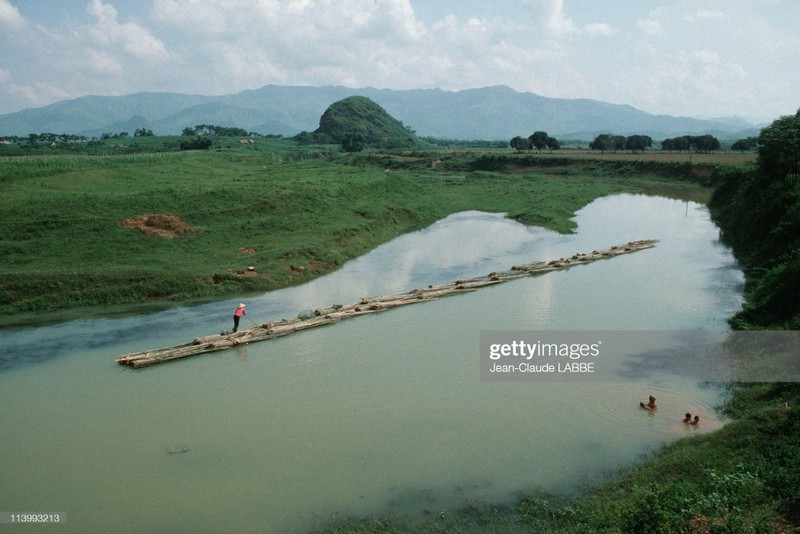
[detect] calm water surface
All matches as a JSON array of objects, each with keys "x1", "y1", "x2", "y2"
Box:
[{"x1": 0, "y1": 194, "x2": 744, "y2": 533}]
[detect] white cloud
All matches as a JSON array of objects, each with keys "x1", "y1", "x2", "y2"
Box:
[
  {"x1": 87, "y1": 0, "x2": 168, "y2": 61},
  {"x1": 7, "y1": 82, "x2": 71, "y2": 109},
  {"x1": 87, "y1": 48, "x2": 124, "y2": 75},
  {"x1": 583, "y1": 22, "x2": 614, "y2": 37},
  {"x1": 636, "y1": 17, "x2": 664, "y2": 36},
  {"x1": 687, "y1": 49, "x2": 721, "y2": 64},
  {"x1": 526, "y1": 0, "x2": 575, "y2": 37},
  {"x1": 684, "y1": 10, "x2": 724, "y2": 23},
  {"x1": 0, "y1": 1, "x2": 798, "y2": 122},
  {"x1": 0, "y1": 0, "x2": 25, "y2": 31}
]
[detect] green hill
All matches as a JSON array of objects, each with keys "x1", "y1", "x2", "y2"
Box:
[{"x1": 313, "y1": 96, "x2": 421, "y2": 148}]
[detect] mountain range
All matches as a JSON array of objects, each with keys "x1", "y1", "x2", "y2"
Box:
[{"x1": 0, "y1": 84, "x2": 759, "y2": 141}]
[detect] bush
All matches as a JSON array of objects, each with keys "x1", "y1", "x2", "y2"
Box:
[{"x1": 179, "y1": 136, "x2": 212, "y2": 151}]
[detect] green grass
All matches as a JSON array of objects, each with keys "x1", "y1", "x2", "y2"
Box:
[{"x1": 2, "y1": 139, "x2": 706, "y2": 324}]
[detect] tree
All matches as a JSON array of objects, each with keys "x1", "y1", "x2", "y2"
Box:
[
  {"x1": 294, "y1": 131, "x2": 314, "y2": 145},
  {"x1": 673, "y1": 136, "x2": 690, "y2": 152},
  {"x1": 589, "y1": 134, "x2": 611, "y2": 152},
  {"x1": 758, "y1": 110, "x2": 800, "y2": 183},
  {"x1": 510, "y1": 135, "x2": 531, "y2": 152},
  {"x1": 528, "y1": 131, "x2": 549, "y2": 152},
  {"x1": 590, "y1": 133, "x2": 625, "y2": 152},
  {"x1": 625, "y1": 135, "x2": 652, "y2": 154},
  {"x1": 662, "y1": 134, "x2": 719, "y2": 153},
  {"x1": 731, "y1": 138, "x2": 757, "y2": 153},
  {"x1": 661, "y1": 135, "x2": 691, "y2": 152},
  {"x1": 340, "y1": 132, "x2": 365, "y2": 152},
  {"x1": 691, "y1": 134, "x2": 720, "y2": 154}
]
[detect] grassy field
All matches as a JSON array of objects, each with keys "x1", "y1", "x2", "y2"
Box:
[{"x1": 1, "y1": 137, "x2": 735, "y2": 326}]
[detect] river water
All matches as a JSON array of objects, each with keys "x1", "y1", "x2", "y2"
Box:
[{"x1": 0, "y1": 194, "x2": 744, "y2": 533}]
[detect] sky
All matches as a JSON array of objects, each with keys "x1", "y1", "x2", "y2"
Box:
[{"x1": 0, "y1": 0, "x2": 798, "y2": 123}]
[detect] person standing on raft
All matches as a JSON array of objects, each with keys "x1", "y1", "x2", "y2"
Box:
[{"x1": 232, "y1": 303, "x2": 246, "y2": 332}]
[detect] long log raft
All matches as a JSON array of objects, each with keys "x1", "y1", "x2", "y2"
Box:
[{"x1": 117, "y1": 240, "x2": 656, "y2": 368}]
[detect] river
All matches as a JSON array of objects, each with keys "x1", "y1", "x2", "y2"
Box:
[{"x1": 0, "y1": 193, "x2": 744, "y2": 533}]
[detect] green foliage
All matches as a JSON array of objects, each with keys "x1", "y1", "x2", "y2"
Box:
[
  {"x1": 710, "y1": 133, "x2": 800, "y2": 328},
  {"x1": 470, "y1": 154, "x2": 512, "y2": 171},
  {"x1": 313, "y1": 96, "x2": 422, "y2": 149},
  {"x1": 526, "y1": 130, "x2": 560, "y2": 153},
  {"x1": 509, "y1": 135, "x2": 530, "y2": 152},
  {"x1": 183, "y1": 124, "x2": 252, "y2": 137},
  {"x1": 528, "y1": 130, "x2": 549, "y2": 152},
  {"x1": 179, "y1": 136, "x2": 213, "y2": 150},
  {"x1": 340, "y1": 132, "x2": 366, "y2": 152},
  {"x1": 420, "y1": 137, "x2": 508, "y2": 149},
  {"x1": 731, "y1": 137, "x2": 758, "y2": 153},
  {"x1": 757, "y1": 109, "x2": 800, "y2": 183},
  {"x1": 662, "y1": 134, "x2": 721, "y2": 153},
  {"x1": 590, "y1": 133, "x2": 626, "y2": 152},
  {"x1": 625, "y1": 134, "x2": 653, "y2": 154}
]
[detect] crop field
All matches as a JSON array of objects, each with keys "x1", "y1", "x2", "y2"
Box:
[{"x1": 0, "y1": 137, "x2": 738, "y2": 324}]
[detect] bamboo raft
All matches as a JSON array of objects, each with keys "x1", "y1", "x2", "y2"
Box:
[{"x1": 117, "y1": 239, "x2": 656, "y2": 368}]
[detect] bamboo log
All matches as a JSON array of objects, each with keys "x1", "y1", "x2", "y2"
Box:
[{"x1": 117, "y1": 240, "x2": 656, "y2": 368}]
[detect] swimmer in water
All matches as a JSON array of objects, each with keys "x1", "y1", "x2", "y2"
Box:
[{"x1": 639, "y1": 395, "x2": 657, "y2": 411}]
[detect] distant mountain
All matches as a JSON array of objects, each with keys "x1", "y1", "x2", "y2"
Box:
[{"x1": 0, "y1": 84, "x2": 755, "y2": 140}]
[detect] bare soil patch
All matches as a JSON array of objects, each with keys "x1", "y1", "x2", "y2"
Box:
[{"x1": 120, "y1": 214, "x2": 199, "y2": 238}]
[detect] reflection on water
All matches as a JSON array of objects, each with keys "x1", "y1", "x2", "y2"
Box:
[{"x1": 0, "y1": 194, "x2": 744, "y2": 533}]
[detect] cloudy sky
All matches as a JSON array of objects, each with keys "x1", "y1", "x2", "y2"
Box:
[{"x1": 0, "y1": 0, "x2": 797, "y2": 122}]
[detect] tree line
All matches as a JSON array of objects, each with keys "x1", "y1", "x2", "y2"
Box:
[
  {"x1": 588, "y1": 134, "x2": 653, "y2": 153},
  {"x1": 509, "y1": 131, "x2": 560, "y2": 152},
  {"x1": 585, "y1": 133, "x2": 763, "y2": 154},
  {"x1": 181, "y1": 124, "x2": 260, "y2": 137},
  {"x1": 506, "y1": 131, "x2": 758, "y2": 155}
]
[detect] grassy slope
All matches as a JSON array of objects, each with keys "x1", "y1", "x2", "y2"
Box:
[{"x1": 2, "y1": 140, "x2": 679, "y2": 324}]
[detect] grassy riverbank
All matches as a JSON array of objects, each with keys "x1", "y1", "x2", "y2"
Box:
[{"x1": 0, "y1": 140, "x2": 714, "y2": 326}]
